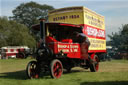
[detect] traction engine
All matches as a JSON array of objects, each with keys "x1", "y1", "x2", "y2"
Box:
[{"x1": 26, "y1": 19, "x2": 99, "y2": 79}]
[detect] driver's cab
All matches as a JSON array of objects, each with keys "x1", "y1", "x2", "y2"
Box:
[
  {"x1": 32, "y1": 22, "x2": 83, "y2": 44},
  {"x1": 32, "y1": 21, "x2": 89, "y2": 59},
  {"x1": 45, "y1": 23, "x2": 83, "y2": 43}
]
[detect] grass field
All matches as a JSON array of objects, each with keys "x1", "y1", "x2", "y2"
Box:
[{"x1": 0, "y1": 58, "x2": 128, "y2": 85}]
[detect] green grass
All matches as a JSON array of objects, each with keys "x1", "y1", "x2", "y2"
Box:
[{"x1": 0, "y1": 59, "x2": 128, "y2": 85}]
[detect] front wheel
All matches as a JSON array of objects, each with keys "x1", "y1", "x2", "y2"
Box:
[
  {"x1": 50, "y1": 59, "x2": 63, "y2": 79},
  {"x1": 89, "y1": 55, "x2": 99, "y2": 72},
  {"x1": 26, "y1": 61, "x2": 39, "y2": 79}
]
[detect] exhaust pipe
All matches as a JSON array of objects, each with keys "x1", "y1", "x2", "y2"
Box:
[{"x1": 40, "y1": 19, "x2": 46, "y2": 46}]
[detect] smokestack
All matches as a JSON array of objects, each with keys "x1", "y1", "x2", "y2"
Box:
[{"x1": 40, "y1": 19, "x2": 46, "y2": 46}]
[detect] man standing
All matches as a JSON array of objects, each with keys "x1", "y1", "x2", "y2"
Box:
[{"x1": 76, "y1": 32, "x2": 90, "y2": 59}]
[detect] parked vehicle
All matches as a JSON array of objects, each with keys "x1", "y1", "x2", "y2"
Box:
[
  {"x1": 26, "y1": 6, "x2": 106, "y2": 79},
  {"x1": 1, "y1": 46, "x2": 30, "y2": 59},
  {"x1": 99, "y1": 46, "x2": 113, "y2": 61}
]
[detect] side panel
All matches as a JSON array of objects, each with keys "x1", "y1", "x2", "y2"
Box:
[
  {"x1": 48, "y1": 7, "x2": 84, "y2": 25},
  {"x1": 53, "y1": 43, "x2": 81, "y2": 59},
  {"x1": 83, "y1": 7, "x2": 106, "y2": 52}
]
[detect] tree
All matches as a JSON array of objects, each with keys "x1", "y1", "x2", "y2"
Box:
[
  {"x1": 0, "y1": 17, "x2": 10, "y2": 47},
  {"x1": 10, "y1": 1, "x2": 54, "y2": 28},
  {"x1": 108, "y1": 24, "x2": 128, "y2": 52},
  {"x1": 0, "y1": 17, "x2": 36, "y2": 48}
]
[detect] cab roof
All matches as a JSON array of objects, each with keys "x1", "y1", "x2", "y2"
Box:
[{"x1": 31, "y1": 22, "x2": 82, "y2": 31}]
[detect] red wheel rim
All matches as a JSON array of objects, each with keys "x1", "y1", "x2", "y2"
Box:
[
  {"x1": 94, "y1": 57, "x2": 99, "y2": 71},
  {"x1": 53, "y1": 61, "x2": 63, "y2": 78}
]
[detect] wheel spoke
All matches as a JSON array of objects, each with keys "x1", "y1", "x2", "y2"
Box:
[
  {"x1": 56, "y1": 63, "x2": 59, "y2": 69},
  {"x1": 54, "y1": 71, "x2": 57, "y2": 76},
  {"x1": 54, "y1": 64, "x2": 57, "y2": 72}
]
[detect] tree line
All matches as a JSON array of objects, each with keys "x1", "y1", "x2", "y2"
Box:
[
  {"x1": 0, "y1": 1, "x2": 54, "y2": 48},
  {"x1": 0, "y1": 17, "x2": 36, "y2": 48},
  {"x1": 108, "y1": 24, "x2": 128, "y2": 52}
]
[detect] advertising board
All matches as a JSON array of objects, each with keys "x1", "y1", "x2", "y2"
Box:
[{"x1": 48, "y1": 6, "x2": 106, "y2": 53}]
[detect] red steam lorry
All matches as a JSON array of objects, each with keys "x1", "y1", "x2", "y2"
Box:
[{"x1": 26, "y1": 6, "x2": 106, "y2": 79}]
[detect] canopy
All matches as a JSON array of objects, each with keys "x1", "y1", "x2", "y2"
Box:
[{"x1": 31, "y1": 22, "x2": 82, "y2": 31}]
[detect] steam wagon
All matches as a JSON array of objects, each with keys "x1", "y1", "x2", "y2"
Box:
[{"x1": 26, "y1": 6, "x2": 106, "y2": 79}]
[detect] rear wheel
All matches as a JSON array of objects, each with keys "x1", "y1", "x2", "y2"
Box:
[
  {"x1": 50, "y1": 59, "x2": 63, "y2": 79},
  {"x1": 90, "y1": 55, "x2": 99, "y2": 72},
  {"x1": 26, "y1": 61, "x2": 39, "y2": 79}
]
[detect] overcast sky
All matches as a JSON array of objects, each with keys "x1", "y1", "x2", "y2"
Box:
[{"x1": 0, "y1": 0, "x2": 128, "y2": 41}]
